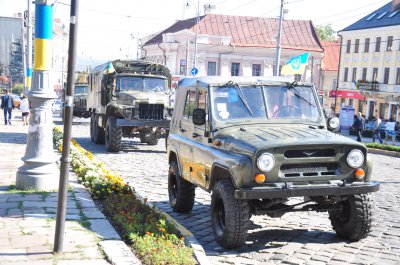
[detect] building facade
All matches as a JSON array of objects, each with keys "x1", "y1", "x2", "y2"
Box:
[
  {"x1": 320, "y1": 41, "x2": 340, "y2": 109},
  {"x1": 337, "y1": 0, "x2": 400, "y2": 121},
  {"x1": 141, "y1": 14, "x2": 324, "y2": 89}
]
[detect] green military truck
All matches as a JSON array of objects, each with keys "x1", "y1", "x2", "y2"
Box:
[
  {"x1": 73, "y1": 83, "x2": 90, "y2": 118},
  {"x1": 167, "y1": 76, "x2": 380, "y2": 248},
  {"x1": 87, "y1": 60, "x2": 173, "y2": 152}
]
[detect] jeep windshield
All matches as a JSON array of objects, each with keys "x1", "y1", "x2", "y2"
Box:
[
  {"x1": 116, "y1": 76, "x2": 167, "y2": 92},
  {"x1": 210, "y1": 85, "x2": 321, "y2": 123}
]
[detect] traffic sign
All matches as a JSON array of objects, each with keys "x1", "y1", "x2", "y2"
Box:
[{"x1": 191, "y1": 67, "x2": 198, "y2": 76}]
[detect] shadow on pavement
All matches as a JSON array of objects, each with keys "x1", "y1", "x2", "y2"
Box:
[{"x1": 0, "y1": 132, "x2": 27, "y2": 144}]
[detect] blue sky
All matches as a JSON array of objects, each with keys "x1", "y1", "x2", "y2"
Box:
[{"x1": 0, "y1": 0, "x2": 389, "y2": 67}]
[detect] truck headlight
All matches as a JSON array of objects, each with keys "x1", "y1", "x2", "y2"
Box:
[
  {"x1": 347, "y1": 149, "x2": 364, "y2": 168},
  {"x1": 257, "y1": 153, "x2": 275, "y2": 172}
]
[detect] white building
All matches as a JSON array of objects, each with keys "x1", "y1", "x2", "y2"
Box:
[
  {"x1": 338, "y1": 0, "x2": 400, "y2": 121},
  {"x1": 141, "y1": 13, "x2": 324, "y2": 88}
]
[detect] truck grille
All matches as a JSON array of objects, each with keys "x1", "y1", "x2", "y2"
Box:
[
  {"x1": 138, "y1": 104, "x2": 164, "y2": 120},
  {"x1": 284, "y1": 149, "x2": 335, "y2": 158},
  {"x1": 281, "y1": 163, "x2": 338, "y2": 177}
]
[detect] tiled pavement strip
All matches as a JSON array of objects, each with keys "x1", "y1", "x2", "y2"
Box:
[{"x1": 0, "y1": 111, "x2": 141, "y2": 265}]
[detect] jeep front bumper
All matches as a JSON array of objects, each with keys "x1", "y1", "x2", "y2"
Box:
[{"x1": 235, "y1": 181, "x2": 380, "y2": 200}]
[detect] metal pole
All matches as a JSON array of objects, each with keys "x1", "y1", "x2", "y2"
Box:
[
  {"x1": 193, "y1": 0, "x2": 199, "y2": 68},
  {"x1": 21, "y1": 15, "x2": 27, "y2": 91},
  {"x1": 54, "y1": 0, "x2": 79, "y2": 253},
  {"x1": 26, "y1": 0, "x2": 33, "y2": 94},
  {"x1": 16, "y1": 1, "x2": 59, "y2": 191},
  {"x1": 186, "y1": 37, "x2": 190, "y2": 76},
  {"x1": 274, "y1": 0, "x2": 284, "y2": 76}
]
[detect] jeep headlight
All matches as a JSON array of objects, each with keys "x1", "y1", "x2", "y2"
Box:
[
  {"x1": 327, "y1": 117, "x2": 339, "y2": 130},
  {"x1": 257, "y1": 153, "x2": 275, "y2": 172},
  {"x1": 347, "y1": 149, "x2": 364, "y2": 168}
]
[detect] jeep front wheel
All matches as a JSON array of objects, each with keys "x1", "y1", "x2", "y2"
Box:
[
  {"x1": 168, "y1": 161, "x2": 195, "y2": 213},
  {"x1": 105, "y1": 116, "x2": 122, "y2": 152},
  {"x1": 328, "y1": 194, "x2": 372, "y2": 241},
  {"x1": 211, "y1": 179, "x2": 250, "y2": 248}
]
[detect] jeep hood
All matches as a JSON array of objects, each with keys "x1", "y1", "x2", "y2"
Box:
[
  {"x1": 116, "y1": 91, "x2": 170, "y2": 106},
  {"x1": 216, "y1": 125, "x2": 365, "y2": 156}
]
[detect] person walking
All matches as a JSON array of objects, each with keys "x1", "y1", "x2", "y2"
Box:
[
  {"x1": 354, "y1": 112, "x2": 365, "y2": 142},
  {"x1": 19, "y1": 94, "x2": 30, "y2": 125},
  {"x1": 1, "y1": 88, "x2": 14, "y2": 125},
  {"x1": 372, "y1": 115, "x2": 383, "y2": 144}
]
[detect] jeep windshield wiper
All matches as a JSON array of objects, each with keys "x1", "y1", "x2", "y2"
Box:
[
  {"x1": 287, "y1": 81, "x2": 316, "y2": 107},
  {"x1": 234, "y1": 84, "x2": 253, "y2": 116}
]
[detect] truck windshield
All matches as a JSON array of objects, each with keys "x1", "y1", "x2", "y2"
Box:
[
  {"x1": 117, "y1": 76, "x2": 167, "y2": 92},
  {"x1": 74, "y1": 85, "x2": 87, "y2": 94},
  {"x1": 211, "y1": 85, "x2": 321, "y2": 122}
]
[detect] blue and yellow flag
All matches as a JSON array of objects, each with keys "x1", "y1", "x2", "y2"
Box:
[
  {"x1": 281, "y1": 52, "x2": 309, "y2": 76},
  {"x1": 107, "y1": 62, "x2": 115, "y2": 73}
]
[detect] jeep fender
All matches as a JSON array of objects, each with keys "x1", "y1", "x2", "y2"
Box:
[
  {"x1": 167, "y1": 147, "x2": 183, "y2": 179},
  {"x1": 365, "y1": 154, "x2": 373, "y2": 182}
]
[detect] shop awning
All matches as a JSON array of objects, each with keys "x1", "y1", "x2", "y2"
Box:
[{"x1": 329, "y1": 90, "x2": 365, "y2": 100}]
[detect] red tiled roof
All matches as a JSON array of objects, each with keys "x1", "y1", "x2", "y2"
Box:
[
  {"x1": 144, "y1": 13, "x2": 323, "y2": 52},
  {"x1": 321, "y1": 41, "x2": 340, "y2": 71}
]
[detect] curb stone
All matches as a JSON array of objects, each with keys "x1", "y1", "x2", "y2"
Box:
[{"x1": 367, "y1": 148, "x2": 400, "y2": 158}]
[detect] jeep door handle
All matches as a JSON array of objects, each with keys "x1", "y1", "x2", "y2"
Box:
[{"x1": 192, "y1": 133, "x2": 200, "y2": 138}]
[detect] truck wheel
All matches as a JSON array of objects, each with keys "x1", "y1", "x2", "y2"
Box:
[
  {"x1": 93, "y1": 114, "x2": 105, "y2": 144},
  {"x1": 211, "y1": 179, "x2": 250, "y2": 249},
  {"x1": 140, "y1": 131, "x2": 159, "y2": 146},
  {"x1": 105, "y1": 116, "x2": 122, "y2": 152},
  {"x1": 329, "y1": 194, "x2": 372, "y2": 241},
  {"x1": 168, "y1": 161, "x2": 195, "y2": 213},
  {"x1": 90, "y1": 114, "x2": 95, "y2": 142}
]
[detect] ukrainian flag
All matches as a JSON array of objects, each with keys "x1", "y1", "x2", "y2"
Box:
[
  {"x1": 34, "y1": 4, "x2": 53, "y2": 71},
  {"x1": 107, "y1": 62, "x2": 115, "y2": 73},
  {"x1": 281, "y1": 52, "x2": 309, "y2": 76}
]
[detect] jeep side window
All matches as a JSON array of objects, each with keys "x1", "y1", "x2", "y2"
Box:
[
  {"x1": 183, "y1": 90, "x2": 196, "y2": 119},
  {"x1": 197, "y1": 90, "x2": 208, "y2": 126}
]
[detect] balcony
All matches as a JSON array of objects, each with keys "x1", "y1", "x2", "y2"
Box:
[{"x1": 356, "y1": 81, "x2": 380, "y2": 91}]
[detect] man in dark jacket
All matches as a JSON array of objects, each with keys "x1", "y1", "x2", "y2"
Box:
[
  {"x1": 353, "y1": 112, "x2": 365, "y2": 142},
  {"x1": 1, "y1": 89, "x2": 14, "y2": 125}
]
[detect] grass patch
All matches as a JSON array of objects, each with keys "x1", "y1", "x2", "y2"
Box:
[
  {"x1": 53, "y1": 126, "x2": 197, "y2": 265},
  {"x1": 365, "y1": 142, "x2": 400, "y2": 152}
]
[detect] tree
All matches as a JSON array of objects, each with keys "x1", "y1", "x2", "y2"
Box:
[
  {"x1": 315, "y1": 24, "x2": 337, "y2": 41},
  {"x1": 9, "y1": 39, "x2": 24, "y2": 84}
]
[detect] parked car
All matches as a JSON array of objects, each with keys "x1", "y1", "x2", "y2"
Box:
[{"x1": 52, "y1": 99, "x2": 63, "y2": 114}]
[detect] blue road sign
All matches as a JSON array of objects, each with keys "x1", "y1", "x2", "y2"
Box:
[{"x1": 191, "y1": 67, "x2": 198, "y2": 76}]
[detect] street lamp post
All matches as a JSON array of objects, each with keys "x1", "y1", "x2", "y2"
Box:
[{"x1": 274, "y1": 0, "x2": 284, "y2": 76}]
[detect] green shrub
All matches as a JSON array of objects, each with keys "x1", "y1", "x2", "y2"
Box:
[{"x1": 365, "y1": 142, "x2": 400, "y2": 152}]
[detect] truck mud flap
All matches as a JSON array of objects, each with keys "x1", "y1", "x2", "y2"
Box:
[{"x1": 235, "y1": 181, "x2": 380, "y2": 200}]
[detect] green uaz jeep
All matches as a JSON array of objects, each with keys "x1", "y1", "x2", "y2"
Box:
[{"x1": 167, "y1": 76, "x2": 380, "y2": 249}]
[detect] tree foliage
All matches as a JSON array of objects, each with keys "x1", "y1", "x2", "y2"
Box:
[
  {"x1": 315, "y1": 24, "x2": 337, "y2": 41},
  {"x1": 9, "y1": 39, "x2": 24, "y2": 84}
]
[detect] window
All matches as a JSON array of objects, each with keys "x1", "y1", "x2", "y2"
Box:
[
  {"x1": 396, "y1": 68, "x2": 400, "y2": 85},
  {"x1": 372, "y1": 68, "x2": 378, "y2": 82},
  {"x1": 197, "y1": 91, "x2": 208, "y2": 126},
  {"x1": 379, "y1": 103, "x2": 386, "y2": 117},
  {"x1": 358, "y1": 100, "x2": 363, "y2": 113},
  {"x1": 387, "y1": 36, "x2": 393, "y2": 51},
  {"x1": 362, "y1": 68, "x2": 367, "y2": 81},
  {"x1": 183, "y1": 90, "x2": 196, "y2": 119},
  {"x1": 332, "y1": 79, "x2": 337, "y2": 90},
  {"x1": 346, "y1": 40, "x2": 351, "y2": 53},
  {"x1": 294, "y1": 74, "x2": 302, "y2": 82},
  {"x1": 354, "y1": 39, "x2": 360, "y2": 53},
  {"x1": 375, "y1": 37, "x2": 381, "y2": 52},
  {"x1": 364, "y1": 38, "x2": 370, "y2": 52},
  {"x1": 344, "y1": 67, "x2": 349, "y2": 82},
  {"x1": 252, "y1": 64, "x2": 261, "y2": 76},
  {"x1": 383, "y1": 68, "x2": 390, "y2": 84},
  {"x1": 366, "y1": 13, "x2": 376, "y2": 20},
  {"x1": 231, "y1": 63, "x2": 240, "y2": 76},
  {"x1": 207, "y1": 61, "x2": 217, "y2": 76},
  {"x1": 377, "y1": 12, "x2": 388, "y2": 19},
  {"x1": 352, "y1": 68, "x2": 357, "y2": 82},
  {"x1": 349, "y1": 99, "x2": 354, "y2": 107},
  {"x1": 179, "y1": 59, "x2": 187, "y2": 75}
]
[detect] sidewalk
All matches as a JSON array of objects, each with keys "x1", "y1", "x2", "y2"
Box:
[{"x1": 0, "y1": 111, "x2": 140, "y2": 265}]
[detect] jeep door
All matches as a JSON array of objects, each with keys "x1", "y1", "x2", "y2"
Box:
[{"x1": 179, "y1": 89, "x2": 196, "y2": 182}]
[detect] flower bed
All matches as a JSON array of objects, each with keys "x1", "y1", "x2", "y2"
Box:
[
  {"x1": 365, "y1": 142, "x2": 400, "y2": 153},
  {"x1": 53, "y1": 126, "x2": 196, "y2": 265}
]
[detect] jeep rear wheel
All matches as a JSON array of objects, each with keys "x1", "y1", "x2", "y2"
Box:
[
  {"x1": 93, "y1": 114, "x2": 105, "y2": 144},
  {"x1": 105, "y1": 116, "x2": 122, "y2": 152},
  {"x1": 168, "y1": 161, "x2": 195, "y2": 213},
  {"x1": 328, "y1": 194, "x2": 372, "y2": 241},
  {"x1": 211, "y1": 179, "x2": 250, "y2": 248}
]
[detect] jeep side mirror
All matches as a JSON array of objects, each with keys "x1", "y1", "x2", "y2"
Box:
[{"x1": 193, "y1": 108, "x2": 206, "y2": 126}]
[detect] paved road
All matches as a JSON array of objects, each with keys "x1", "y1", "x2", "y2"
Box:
[{"x1": 70, "y1": 120, "x2": 400, "y2": 265}]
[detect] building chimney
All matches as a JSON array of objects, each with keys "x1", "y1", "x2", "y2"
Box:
[{"x1": 392, "y1": 0, "x2": 400, "y2": 11}]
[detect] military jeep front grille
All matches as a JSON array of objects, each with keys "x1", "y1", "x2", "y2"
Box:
[
  {"x1": 138, "y1": 104, "x2": 164, "y2": 120},
  {"x1": 281, "y1": 163, "x2": 338, "y2": 177},
  {"x1": 284, "y1": 149, "x2": 335, "y2": 158}
]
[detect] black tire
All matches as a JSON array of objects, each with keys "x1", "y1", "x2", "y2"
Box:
[
  {"x1": 168, "y1": 161, "x2": 195, "y2": 213},
  {"x1": 90, "y1": 114, "x2": 95, "y2": 142},
  {"x1": 93, "y1": 114, "x2": 105, "y2": 144},
  {"x1": 140, "y1": 130, "x2": 159, "y2": 146},
  {"x1": 328, "y1": 194, "x2": 372, "y2": 241},
  {"x1": 105, "y1": 116, "x2": 122, "y2": 152},
  {"x1": 211, "y1": 179, "x2": 250, "y2": 249}
]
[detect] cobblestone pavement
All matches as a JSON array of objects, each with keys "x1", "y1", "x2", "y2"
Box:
[{"x1": 71, "y1": 121, "x2": 400, "y2": 265}]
